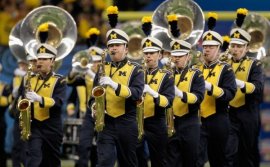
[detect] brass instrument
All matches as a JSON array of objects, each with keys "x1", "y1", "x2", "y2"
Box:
[
  {"x1": 136, "y1": 57, "x2": 147, "y2": 140},
  {"x1": 151, "y1": 0, "x2": 205, "y2": 50},
  {"x1": 72, "y1": 50, "x2": 92, "y2": 73},
  {"x1": 164, "y1": 57, "x2": 176, "y2": 137},
  {"x1": 121, "y1": 21, "x2": 145, "y2": 61},
  {"x1": 20, "y1": 5, "x2": 77, "y2": 62},
  {"x1": 219, "y1": 48, "x2": 231, "y2": 62},
  {"x1": 238, "y1": 13, "x2": 270, "y2": 60},
  {"x1": 91, "y1": 50, "x2": 107, "y2": 132},
  {"x1": 17, "y1": 64, "x2": 33, "y2": 141}
]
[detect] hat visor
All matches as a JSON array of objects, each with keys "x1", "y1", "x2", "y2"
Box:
[
  {"x1": 202, "y1": 40, "x2": 221, "y2": 46},
  {"x1": 27, "y1": 56, "x2": 37, "y2": 61},
  {"x1": 143, "y1": 47, "x2": 161, "y2": 53},
  {"x1": 230, "y1": 39, "x2": 248, "y2": 45},
  {"x1": 107, "y1": 39, "x2": 127, "y2": 46},
  {"x1": 92, "y1": 56, "x2": 102, "y2": 61},
  {"x1": 171, "y1": 50, "x2": 189, "y2": 56},
  {"x1": 37, "y1": 53, "x2": 55, "y2": 59}
]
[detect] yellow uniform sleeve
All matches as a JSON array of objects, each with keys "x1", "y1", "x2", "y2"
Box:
[
  {"x1": 158, "y1": 94, "x2": 169, "y2": 108},
  {"x1": 243, "y1": 82, "x2": 255, "y2": 94},
  {"x1": 211, "y1": 85, "x2": 224, "y2": 98}
]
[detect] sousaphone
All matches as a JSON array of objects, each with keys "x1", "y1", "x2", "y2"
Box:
[
  {"x1": 20, "y1": 5, "x2": 77, "y2": 61},
  {"x1": 151, "y1": 0, "x2": 205, "y2": 51}
]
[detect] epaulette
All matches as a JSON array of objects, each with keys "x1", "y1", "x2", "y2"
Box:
[
  {"x1": 128, "y1": 60, "x2": 140, "y2": 67},
  {"x1": 254, "y1": 59, "x2": 262, "y2": 66},
  {"x1": 159, "y1": 69, "x2": 171, "y2": 74},
  {"x1": 60, "y1": 78, "x2": 67, "y2": 84},
  {"x1": 189, "y1": 67, "x2": 200, "y2": 73},
  {"x1": 191, "y1": 63, "x2": 202, "y2": 69},
  {"x1": 217, "y1": 61, "x2": 229, "y2": 66},
  {"x1": 53, "y1": 73, "x2": 63, "y2": 78}
]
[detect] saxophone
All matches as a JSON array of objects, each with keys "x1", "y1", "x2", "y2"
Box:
[
  {"x1": 91, "y1": 50, "x2": 106, "y2": 132},
  {"x1": 17, "y1": 64, "x2": 32, "y2": 141},
  {"x1": 164, "y1": 58, "x2": 176, "y2": 137},
  {"x1": 136, "y1": 58, "x2": 146, "y2": 140}
]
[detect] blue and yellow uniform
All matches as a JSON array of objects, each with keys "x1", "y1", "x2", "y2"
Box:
[
  {"x1": 19, "y1": 71, "x2": 67, "y2": 167},
  {"x1": 167, "y1": 66, "x2": 205, "y2": 167},
  {"x1": 138, "y1": 67, "x2": 174, "y2": 167},
  {"x1": 225, "y1": 9, "x2": 264, "y2": 166},
  {"x1": 196, "y1": 60, "x2": 237, "y2": 166},
  {"x1": 89, "y1": 58, "x2": 144, "y2": 167},
  {"x1": 0, "y1": 82, "x2": 11, "y2": 167},
  {"x1": 226, "y1": 56, "x2": 263, "y2": 167}
]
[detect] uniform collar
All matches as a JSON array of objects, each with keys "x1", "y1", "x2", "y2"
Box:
[
  {"x1": 232, "y1": 55, "x2": 247, "y2": 63},
  {"x1": 203, "y1": 60, "x2": 219, "y2": 69},
  {"x1": 147, "y1": 66, "x2": 159, "y2": 75},
  {"x1": 175, "y1": 66, "x2": 188, "y2": 74},
  {"x1": 111, "y1": 58, "x2": 128, "y2": 68},
  {"x1": 38, "y1": 71, "x2": 53, "y2": 80}
]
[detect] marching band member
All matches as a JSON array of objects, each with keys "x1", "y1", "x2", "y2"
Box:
[
  {"x1": 0, "y1": 63, "x2": 11, "y2": 167},
  {"x1": 166, "y1": 39, "x2": 205, "y2": 167},
  {"x1": 67, "y1": 28, "x2": 102, "y2": 167},
  {"x1": 195, "y1": 13, "x2": 237, "y2": 167},
  {"x1": 136, "y1": 36, "x2": 174, "y2": 167},
  {"x1": 18, "y1": 43, "x2": 67, "y2": 167},
  {"x1": 11, "y1": 55, "x2": 37, "y2": 167},
  {"x1": 225, "y1": 8, "x2": 264, "y2": 167},
  {"x1": 88, "y1": 6, "x2": 144, "y2": 167}
]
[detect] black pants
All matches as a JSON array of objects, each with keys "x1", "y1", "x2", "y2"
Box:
[
  {"x1": 26, "y1": 124, "x2": 62, "y2": 167},
  {"x1": 167, "y1": 116, "x2": 200, "y2": 167},
  {"x1": 137, "y1": 118, "x2": 168, "y2": 167},
  {"x1": 12, "y1": 119, "x2": 26, "y2": 167},
  {"x1": 197, "y1": 112, "x2": 230, "y2": 167},
  {"x1": 76, "y1": 109, "x2": 96, "y2": 167},
  {"x1": 225, "y1": 109, "x2": 260, "y2": 167},
  {"x1": 97, "y1": 115, "x2": 138, "y2": 167}
]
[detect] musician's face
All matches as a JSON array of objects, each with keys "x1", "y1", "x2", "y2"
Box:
[
  {"x1": 202, "y1": 45, "x2": 220, "y2": 63},
  {"x1": 18, "y1": 62, "x2": 28, "y2": 71},
  {"x1": 107, "y1": 43, "x2": 128, "y2": 62},
  {"x1": 144, "y1": 51, "x2": 161, "y2": 68},
  {"x1": 91, "y1": 60, "x2": 101, "y2": 73},
  {"x1": 172, "y1": 54, "x2": 190, "y2": 69},
  {"x1": 230, "y1": 43, "x2": 248, "y2": 60},
  {"x1": 37, "y1": 58, "x2": 54, "y2": 73}
]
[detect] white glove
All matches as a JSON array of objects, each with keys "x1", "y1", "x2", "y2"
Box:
[
  {"x1": 86, "y1": 68, "x2": 95, "y2": 79},
  {"x1": 174, "y1": 86, "x2": 183, "y2": 98},
  {"x1": 205, "y1": 81, "x2": 212, "y2": 91},
  {"x1": 70, "y1": 67, "x2": 80, "y2": 75},
  {"x1": 12, "y1": 87, "x2": 19, "y2": 98},
  {"x1": 14, "y1": 68, "x2": 26, "y2": 76},
  {"x1": 99, "y1": 76, "x2": 118, "y2": 90},
  {"x1": 236, "y1": 79, "x2": 245, "y2": 88},
  {"x1": 25, "y1": 91, "x2": 42, "y2": 103},
  {"x1": 160, "y1": 57, "x2": 169, "y2": 65},
  {"x1": 143, "y1": 84, "x2": 159, "y2": 98}
]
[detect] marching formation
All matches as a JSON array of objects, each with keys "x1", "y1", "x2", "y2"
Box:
[{"x1": 0, "y1": 1, "x2": 265, "y2": 167}]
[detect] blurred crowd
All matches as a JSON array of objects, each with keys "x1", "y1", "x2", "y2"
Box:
[
  {"x1": 0, "y1": 0, "x2": 108, "y2": 47},
  {"x1": 0, "y1": 0, "x2": 155, "y2": 48}
]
